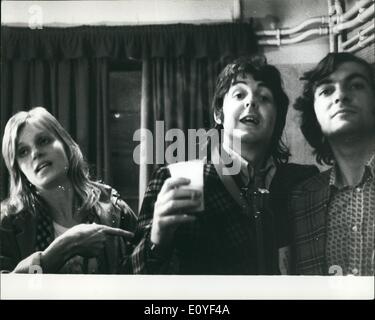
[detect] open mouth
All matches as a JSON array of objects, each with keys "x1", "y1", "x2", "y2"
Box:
[
  {"x1": 35, "y1": 161, "x2": 52, "y2": 173},
  {"x1": 240, "y1": 115, "x2": 260, "y2": 125}
]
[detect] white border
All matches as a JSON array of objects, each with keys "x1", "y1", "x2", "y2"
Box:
[{"x1": 1, "y1": 274, "x2": 374, "y2": 300}]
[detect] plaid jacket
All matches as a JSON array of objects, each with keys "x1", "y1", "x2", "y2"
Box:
[
  {"x1": 289, "y1": 170, "x2": 331, "y2": 275},
  {"x1": 131, "y1": 162, "x2": 318, "y2": 275}
]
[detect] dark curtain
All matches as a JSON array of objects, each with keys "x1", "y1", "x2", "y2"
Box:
[
  {"x1": 0, "y1": 58, "x2": 110, "y2": 200},
  {"x1": 2, "y1": 24, "x2": 257, "y2": 60},
  {"x1": 139, "y1": 57, "x2": 231, "y2": 200}
]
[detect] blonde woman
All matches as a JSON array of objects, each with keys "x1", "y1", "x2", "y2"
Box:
[{"x1": 1, "y1": 107, "x2": 136, "y2": 274}]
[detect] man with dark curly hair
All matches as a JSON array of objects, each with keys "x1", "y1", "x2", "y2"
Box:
[
  {"x1": 130, "y1": 55, "x2": 318, "y2": 275},
  {"x1": 291, "y1": 52, "x2": 375, "y2": 276}
]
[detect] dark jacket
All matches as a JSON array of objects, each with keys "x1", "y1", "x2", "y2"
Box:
[{"x1": 0, "y1": 185, "x2": 137, "y2": 274}]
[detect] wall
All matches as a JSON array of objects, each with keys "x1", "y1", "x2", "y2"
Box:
[
  {"x1": 243, "y1": 0, "x2": 330, "y2": 65},
  {"x1": 344, "y1": 0, "x2": 375, "y2": 64}
]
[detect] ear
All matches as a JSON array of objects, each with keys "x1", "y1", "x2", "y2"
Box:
[{"x1": 214, "y1": 110, "x2": 222, "y2": 125}]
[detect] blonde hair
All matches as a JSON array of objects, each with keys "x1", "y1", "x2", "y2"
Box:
[{"x1": 1, "y1": 107, "x2": 103, "y2": 216}]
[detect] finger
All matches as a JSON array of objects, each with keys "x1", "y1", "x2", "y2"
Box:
[
  {"x1": 160, "y1": 177, "x2": 191, "y2": 194},
  {"x1": 159, "y1": 188, "x2": 202, "y2": 205},
  {"x1": 158, "y1": 198, "x2": 202, "y2": 216},
  {"x1": 159, "y1": 214, "x2": 197, "y2": 228},
  {"x1": 101, "y1": 226, "x2": 135, "y2": 238},
  {"x1": 171, "y1": 188, "x2": 202, "y2": 200}
]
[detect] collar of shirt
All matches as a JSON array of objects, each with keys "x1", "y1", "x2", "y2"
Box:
[
  {"x1": 221, "y1": 143, "x2": 276, "y2": 189},
  {"x1": 329, "y1": 151, "x2": 375, "y2": 189}
]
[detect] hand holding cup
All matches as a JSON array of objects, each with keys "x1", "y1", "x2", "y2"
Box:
[{"x1": 151, "y1": 163, "x2": 204, "y2": 247}]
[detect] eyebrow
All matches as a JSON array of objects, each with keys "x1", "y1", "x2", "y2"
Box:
[
  {"x1": 316, "y1": 73, "x2": 370, "y2": 88},
  {"x1": 231, "y1": 80, "x2": 270, "y2": 90},
  {"x1": 16, "y1": 132, "x2": 49, "y2": 148},
  {"x1": 16, "y1": 142, "x2": 26, "y2": 149}
]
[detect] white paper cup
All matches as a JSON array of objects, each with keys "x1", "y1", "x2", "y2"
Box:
[{"x1": 168, "y1": 160, "x2": 204, "y2": 212}]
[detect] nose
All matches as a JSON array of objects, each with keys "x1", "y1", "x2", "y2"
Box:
[
  {"x1": 334, "y1": 84, "x2": 349, "y2": 104},
  {"x1": 245, "y1": 100, "x2": 257, "y2": 109},
  {"x1": 31, "y1": 146, "x2": 43, "y2": 160}
]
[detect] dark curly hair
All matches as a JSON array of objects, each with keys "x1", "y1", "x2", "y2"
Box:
[
  {"x1": 211, "y1": 55, "x2": 290, "y2": 164},
  {"x1": 294, "y1": 52, "x2": 375, "y2": 165}
]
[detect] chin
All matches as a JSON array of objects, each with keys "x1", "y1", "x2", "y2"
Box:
[
  {"x1": 241, "y1": 132, "x2": 270, "y2": 144},
  {"x1": 37, "y1": 181, "x2": 57, "y2": 190},
  {"x1": 39, "y1": 175, "x2": 66, "y2": 190},
  {"x1": 329, "y1": 123, "x2": 358, "y2": 136}
]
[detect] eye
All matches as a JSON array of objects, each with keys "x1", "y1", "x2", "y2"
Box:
[
  {"x1": 256, "y1": 87, "x2": 274, "y2": 103},
  {"x1": 350, "y1": 81, "x2": 365, "y2": 90},
  {"x1": 259, "y1": 94, "x2": 271, "y2": 102},
  {"x1": 37, "y1": 136, "x2": 52, "y2": 146},
  {"x1": 17, "y1": 147, "x2": 29, "y2": 158},
  {"x1": 232, "y1": 91, "x2": 244, "y2": 99},
  {"x1": 318, "y1": 87, "x2": 334, "y2": 96}
]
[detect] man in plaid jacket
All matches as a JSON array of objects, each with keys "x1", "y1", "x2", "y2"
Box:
[
  {"x1": 130, "y1": 56, "x2": 317, "y2": 275},
  {"x1": 291, "y1": 53, "x2": 375, "y2": 276}
]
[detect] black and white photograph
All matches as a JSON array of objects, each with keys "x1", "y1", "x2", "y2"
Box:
[{"x1": 0, "y1": 0, "x2": 374, "y2": 302}]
